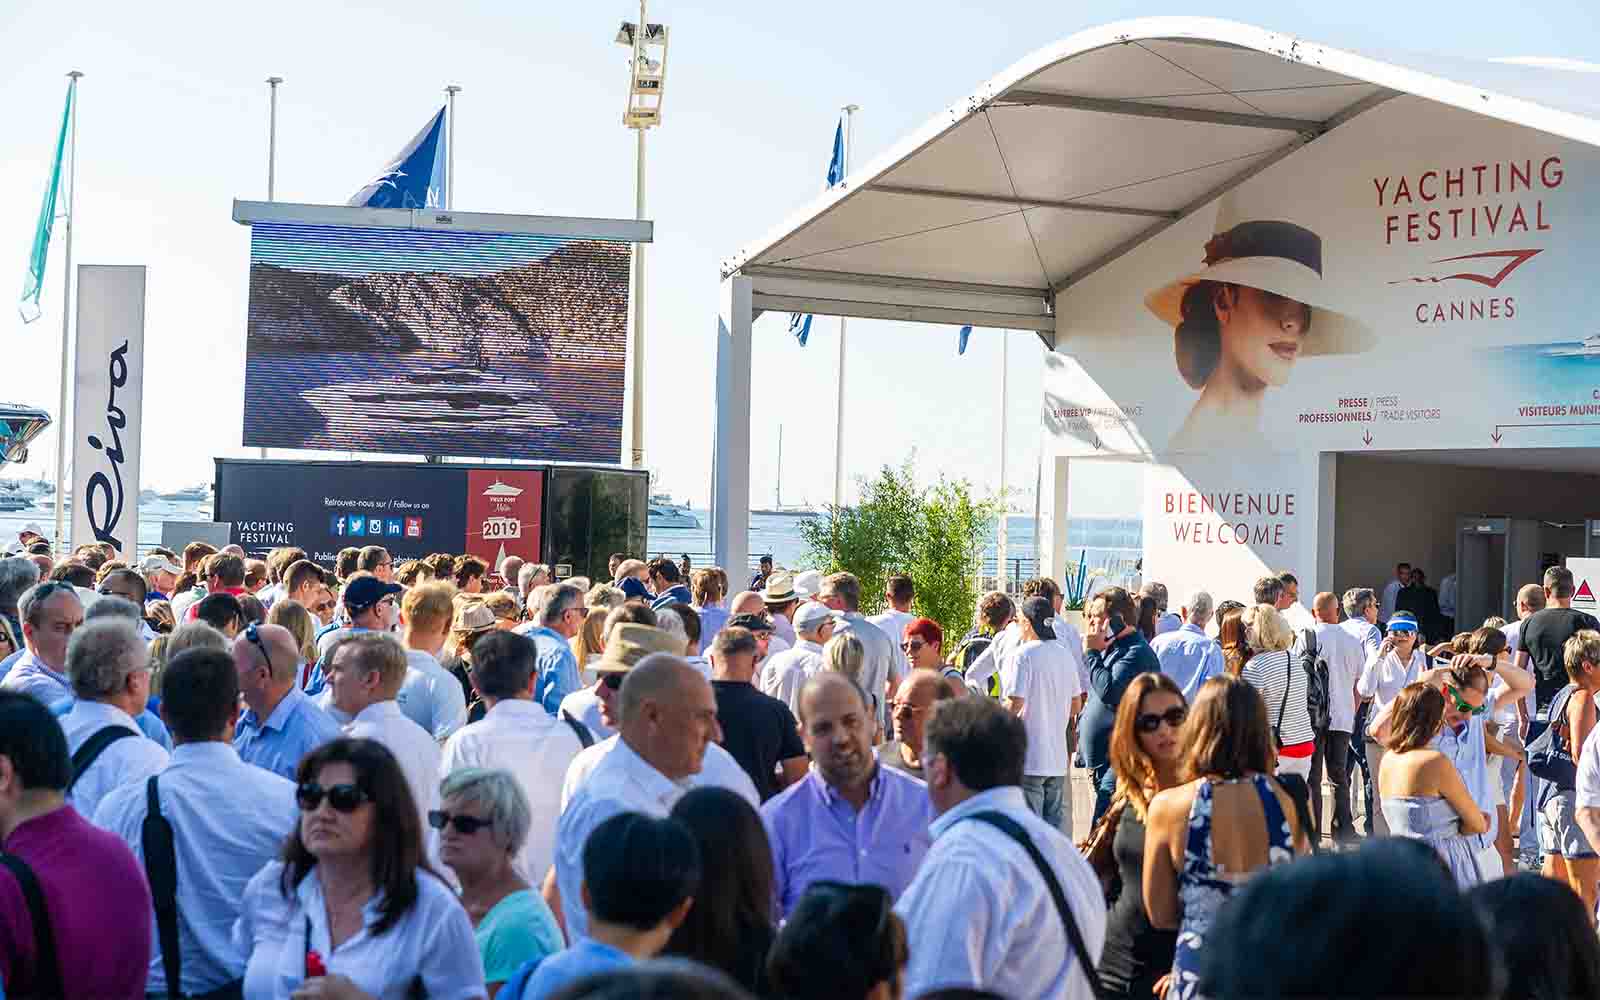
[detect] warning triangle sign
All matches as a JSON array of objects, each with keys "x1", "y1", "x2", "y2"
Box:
[{"x1": 1578, "y1": 579, "x2": 1595, "y2": 603}]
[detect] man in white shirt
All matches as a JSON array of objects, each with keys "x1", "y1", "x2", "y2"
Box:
[
  {"x1": 442, "y1": 630, "x2": 585, "y2": 883},
  {"x1": 1311, "y1": 591, "x2": 1366, "y2": 845},
  {"x1": 550, "y1": 653, "x2": 723, "y2": 940},
  {"x1": 93, "y1": 647, "x2": 297, "y2": 998},
  {"x1": 1379, "y1": 562, "x2": 1412, "y2": 626},
  {"x1": 760, "y1": 601, "x2": 838, "y2": 712},
  {"x1": 967, "y1": 580, "x2": 1090, "y2": 702},
  {"x1": 1149, "y1": 590, "x2": 1223, "y2": 702},
  {"x1": 1355, "y1": 611, "x2": 1427, "y2": 836},
  {"x1": 820, "y1": 573, "x2": 899, "y2": 718},
  {"x1": 59, "y1": 619, "x2": 169, "y2": 821},
  {"x1": 1, "y1": 581, "x2": 84, "y2": 705},
  {"x1": 1277, "y1": 572, "x2": 1317, "y2": 633},
  {"x1": 396, "y1": 582, "x2": 468, "y2": 742},
  {"x1": 1339, "y1": 588, "x2": 1382, "y2": 659},
  {"x1": 896, "y1": 696, "x2": 1105, "y2": 999},
  {"x1": 1003, "y1": 597, "x2": 1083, "y2": 833},
  {"x1": 325, "y1": 631, "x2": 441, "y2": 830},
  {"x1": 868, "y1": 574, "x2": 918, "y2": 672}
]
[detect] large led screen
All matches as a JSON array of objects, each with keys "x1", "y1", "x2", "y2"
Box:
[{"x1": 242, "y1": 221, "x2": 630, "y2": 461}]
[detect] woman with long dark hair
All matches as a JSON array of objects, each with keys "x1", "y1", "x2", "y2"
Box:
[
  {"x1": 1098, "y1": 673, "x2": 1187, "y2": 999},
  {"x1": 662, "y1": 787, "x2": 777, "y2": 994},
  {"x1": 1144, "y1": 675, "x2": 1304, "y2": 1000},
  {"x1": 235, "y1": 738, "x2": 485, "y2": 999}
]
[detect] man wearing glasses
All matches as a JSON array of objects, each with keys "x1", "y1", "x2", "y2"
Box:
[
  {"x1": 357, "y1": 545, "x2": 394, "y2": 584},
  {"x1": 760, "y1": 602, "x2": 838, "y2": 713},
  {"x1": 520, "y1": 582, "x2": 586, "y2": 716},
  {"x1": 283, "y1": 559, "x2": 336, "y2": 629},
  {"x1": 1, "y1": 582, "x2": 84, "y2": 705},
  {"x1": 232, "y1": 623, "x2": 342, "y2": 781},
  {"x1": 311, "y1": 574, "x2": 402, "y2": 666},
  {"x1": 880, "y1": 669, "x2": 953, "y2": 780}
]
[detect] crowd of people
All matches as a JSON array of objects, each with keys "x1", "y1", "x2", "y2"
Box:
[{"x1": 2, "y1": 532, "x2": 1600, "y2": 999}]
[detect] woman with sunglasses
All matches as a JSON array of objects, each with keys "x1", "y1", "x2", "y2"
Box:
[
  {"x1": 768, "y1": 881, "x2": 908, "y2": 1000},
  {"x1": 235, "y1": 738, "x2": 486, "y2": 999},
  {"x1": 1098, "y1": 673, "x2": 1186, "y2": 1000},
  {"x1": 435, "y1": 768, "x2": 562, "y2": 998},
  {"x1": 1375, "y1": 683, "x2": 1490, "y2": 887}
]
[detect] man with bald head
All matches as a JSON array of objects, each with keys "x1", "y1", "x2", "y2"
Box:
[
  {"x1": 880, "y1": 669, "x2": 955, "y2": 780},
  {"x1": 551, "y1": 653, "x2": 726, "y2": 938},
  {"x1": 761, "y1": 671, "x2": 933, "y2": 916},
  {"x1": 231, "y1": 623, "x2": 341, "y2": 780}
]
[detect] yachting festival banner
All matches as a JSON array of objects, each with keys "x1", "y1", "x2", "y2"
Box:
[
  {"x1": 1041, "y1": 95, "x2": 1598, "y2": 596},
  {"x1": 214, "y1": 460, "x2": 546, "y2": 564},
  {"x1": 71, "y1": 265, "x2": 146, "y2": 556}
]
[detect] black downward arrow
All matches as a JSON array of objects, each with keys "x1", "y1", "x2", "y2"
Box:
[{"x1": 1362, "y1": 430, "x2": 1373, "y2": 446}]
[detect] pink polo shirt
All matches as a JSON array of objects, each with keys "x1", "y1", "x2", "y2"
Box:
[{"x1": 0, "y1": 804, "x2": 152, "y2": 997}]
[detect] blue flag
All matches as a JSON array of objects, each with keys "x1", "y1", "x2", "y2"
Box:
[
  {"x1": 826, "y1": 120, "x2": 845, "y2": 188},
  {"x1": 349, "y1": 107, "x2": 447, "y2": 209},
  {"x1": 792, "y1": 120, "x2": 845, "y2": 348},
  {"x1": 957, "y1": 325, "x2": 972, "y2": 355},
  {"x1": 788, "y1": 312, "x2": 813, "y2": 347}
]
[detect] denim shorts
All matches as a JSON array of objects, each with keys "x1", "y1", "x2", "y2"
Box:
[{"x1": 1539, "y1": 791, "x2": 1598, "y2": 858}]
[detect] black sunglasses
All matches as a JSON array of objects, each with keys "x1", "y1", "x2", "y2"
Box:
[
  {"x1": 1136, "y1": 707, "x2": 1188, "y2": 733},
  {"x1": 428, "y1": 810, "x2": 493, "y2": 835},
  {"x1": 245, "y1": 622, "x2": 273, "y2": 676},
  {"x1": 296, "y1": 782, "x2": 369, "y2": 813}
]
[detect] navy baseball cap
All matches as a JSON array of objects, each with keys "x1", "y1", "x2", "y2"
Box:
[
  {"x1": 343, "y1": 575, "x2": 402, "y2": 611},
  {"x1": 1388, "y1": 612, "x2": 1419, "y2": 633}
]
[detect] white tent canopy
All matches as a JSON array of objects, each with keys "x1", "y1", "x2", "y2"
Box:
[{"x1": 711, "y1": 17, "x2": 1600, "y2": 573}]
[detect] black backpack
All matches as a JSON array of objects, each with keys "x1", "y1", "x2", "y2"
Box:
[{"x1": 1299, "y1": 629, "x2": 1332, "y2": 733}]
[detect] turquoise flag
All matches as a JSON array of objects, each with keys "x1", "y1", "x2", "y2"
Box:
[{"x1": 19, "y1": 80, "x2": 74, "y2": 323}]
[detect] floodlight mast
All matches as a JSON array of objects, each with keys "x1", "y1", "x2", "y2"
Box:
[{"x1": 617, "y1": 2, "x2": 668, "y2": 471}]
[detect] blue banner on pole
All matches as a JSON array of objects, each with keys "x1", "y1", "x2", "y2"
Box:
[{"x1": 348, "y1": 107, "x2": 447, "y2": 209}]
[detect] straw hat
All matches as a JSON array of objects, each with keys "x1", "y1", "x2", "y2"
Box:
[
  {"x1": 793, "y1": 570, "x2": 824, "y2": 600},
  {"x1": 761, "y1": 571, "x2": 797, "y2": 604},
  {"x1": 1144, "y1": 192, "x2": 1372, "y2": 360},
  {"x1": 594, "y1": 623, "x2": 683, "y2": 675},
  {"x1": 452, "y1": 601, "x2": 496, "y2": 635}
]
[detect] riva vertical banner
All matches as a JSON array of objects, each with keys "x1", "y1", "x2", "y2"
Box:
[{"x1": 72, "y1": 265, "x2": 146, "y2": 556}]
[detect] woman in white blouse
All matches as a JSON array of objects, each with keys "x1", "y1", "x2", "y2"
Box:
[{"x1": 234, "y1": 738, "x2": 486, "y2": 1000}]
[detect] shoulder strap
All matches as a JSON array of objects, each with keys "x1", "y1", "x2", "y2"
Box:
[
  {"x1": 67, "y1": 725, "x2": 138, "y2": 792},
  {"x1": 142, "y1": 775, "x2": 183, "y2": 1000},
  {"x1": 966, "y1": 810, "x2": 1104, "y2": 999},
  {"x1": 561, "y1": 711, "x2": 595, "y2": 749},
  {"x1": 1276, "y1": 651, "x2": 1293, "y2": 734},
  {"x1": 1, "y1": 853, "x2": 64, "y2": 999}
]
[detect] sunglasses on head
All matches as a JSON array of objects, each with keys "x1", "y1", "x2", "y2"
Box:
[
  {"x1": 1446, "y1": 685, "x2": 1488, "y2": 716},
  {"x1": 295, "y1": 782, "x2": 369, "y2": 813},
  {"x1": 1136, "y1": 707, "x2": 1188, "y2": 733},
  {"x1": 428, "y1": 810, "x2": 492, "y2": 835},
  {"x1": 245, "y1": 622, "x2": 274, "y2": 676}
]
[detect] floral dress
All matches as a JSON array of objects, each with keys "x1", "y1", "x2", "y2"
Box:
[{"x1": 1168, "y1": 775, "x2": 1294, "y2": 1000}]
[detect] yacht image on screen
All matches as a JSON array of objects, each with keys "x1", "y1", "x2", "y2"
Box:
[{"x1": 242, "y1": 222, "x2": 631, "y2": 463}]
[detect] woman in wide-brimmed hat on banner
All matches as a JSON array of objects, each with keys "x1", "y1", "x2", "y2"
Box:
[{"x1": 1146, "y1": 194, "x2": 1373, "y2": 452}]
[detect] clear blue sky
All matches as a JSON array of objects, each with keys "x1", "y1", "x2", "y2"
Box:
[{"x1": 2, "y1": 0, "x2": 1596, "y2": 509}]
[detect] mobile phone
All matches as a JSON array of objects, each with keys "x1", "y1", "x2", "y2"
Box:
[{"x1": 1107, "y1": 613, "x2": 1127, "y2": 637}]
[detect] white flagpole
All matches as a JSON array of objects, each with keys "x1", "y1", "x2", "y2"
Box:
[
  {"x1": 832, "y1": 104, "x2": 858, "y2": 509},
  {"x1": 261, "y1": 76, "x2": 281, "y2": 462},
  {"x1": 445, "y1": 84, "x2": 461, "y2": 209},
  {"x1": 997, "y1": 330, "x2": 1009, "y2": 591},
  {"x1": 53, "y1": 71, "x2": 82, "y2": 555}
]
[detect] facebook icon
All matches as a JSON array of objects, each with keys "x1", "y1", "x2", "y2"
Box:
[{"x1": 331, "y1": 514, "x2": 347, "y2": 536}]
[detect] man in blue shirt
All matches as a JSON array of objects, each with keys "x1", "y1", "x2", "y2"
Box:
[
  {"x1": 522, "y1": 582, "x2": 585, "y2": 715},
  {"x1": 503, "y1": 811, "x2": 699, "y2": 1000},
  {"x1": 647, "y1": 559, "x2": 692, "y2": 611},
  {"x1": 94, "y1": 647, "x2": 298, "y2": 997},
  {"x1": 232, "y1": 623, "x2": 341, "y2": 780},
  {"x1": 1148, "y1": 589, "x2": 1224, "y2": 702},
  {"x1": 1080, "y1": 586, "x2": 1161, "y2": 824}
]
